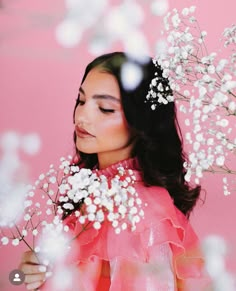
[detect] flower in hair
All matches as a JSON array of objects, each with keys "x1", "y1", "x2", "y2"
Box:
[{"x1": 146, "y1": 58, "x2": 174, "y2": 110}]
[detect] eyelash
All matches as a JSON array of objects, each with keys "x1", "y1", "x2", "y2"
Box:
[
  {"x1": 77, "y1": 100, "x2": 84, "y2": 106},
  {"x1": 76, "y1": 100, "x2": 115, "y2": 114},
  {"x1": 99, "y1": 108, "x2": 115, "y2": 114}
]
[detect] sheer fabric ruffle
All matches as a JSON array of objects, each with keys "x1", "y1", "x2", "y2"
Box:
[{"x1": 42, "y1": 158, "x2": 207, "y2": 290}]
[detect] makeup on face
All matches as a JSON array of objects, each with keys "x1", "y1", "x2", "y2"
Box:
[
  {"x1": 74, "y1": 68, "x2": 134, "y2": 168},
  {"x1": 75, "y1": 125, "x2": 95, "y2": 138}
]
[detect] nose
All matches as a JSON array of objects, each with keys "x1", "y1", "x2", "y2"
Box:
[{"x1": 74, "y1": 102, "x2": 90, "y2": 126}]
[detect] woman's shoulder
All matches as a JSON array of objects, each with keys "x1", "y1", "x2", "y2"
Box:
[
  {"x1": 133, "y1": 181, "x2": 201, "y2": 254},
  {"x1": 132, "y1": 182, "x2": 205, "y2": 280},
  {"x1": 134, "y1": 182, "x2": 181, "y2": 224}
]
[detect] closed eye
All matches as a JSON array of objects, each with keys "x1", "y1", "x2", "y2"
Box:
[
  {"x1": 99, "y1": 107, "x2": 115, "y2": 113},
  {"x1": 77, "y1": 100, "x2": 85, "y2": 106}
]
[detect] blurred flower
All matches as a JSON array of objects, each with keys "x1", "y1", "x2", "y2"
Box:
[
  {"x1": 0, "y1": 132, "x2": 41, "y2": 227},
  {"x1": 151, "y1": 0, "x2": 169, "y2": 16},
  {"x1": 121, "y1": 61, "x2": 143, "y2": 91},
  {"x1": 55, "y1": 19, "x2": 82, "y2": 48},
  {"x1": 202, "y1": 235, "x2": 236, "y2": 290},
  {"x1": 56, "y1": 0, "x2": 165, "y2": 57},
  {"x1": 50, "y1": 265, "x2": 75, "y2": 291},
  {"x1": 21, "y1": 133, "x2": 41, "y2": 155},
  {"x1": 55, "y1": 0, "x2": 107, "y2": 48}
]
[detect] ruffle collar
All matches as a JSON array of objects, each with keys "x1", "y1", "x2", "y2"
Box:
[{"x1": 93, "y1": 157, "x2": 142, "y2": 181}]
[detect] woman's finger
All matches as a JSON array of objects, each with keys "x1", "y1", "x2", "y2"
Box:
[
  {"x1": 24, "y1": 273, "x2": 46, "y2": 284},
  {"x1": 21, "y1": 251, "x2": 40, "y2": 264},
  {"x1": 20, "y1": 263, "x2": 47, "y2": 275},
  {"x1": 25, "y1": 280, "x2": 44, "y2": 290}
]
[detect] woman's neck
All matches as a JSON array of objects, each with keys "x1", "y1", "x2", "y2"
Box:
[{"x1": 97, "y1": 144, "x2": 134, "y2": 170}]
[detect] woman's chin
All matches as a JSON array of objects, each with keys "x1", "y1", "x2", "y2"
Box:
[{"x1": 76, "y1": 144, "x2": 96, "y2": 154}]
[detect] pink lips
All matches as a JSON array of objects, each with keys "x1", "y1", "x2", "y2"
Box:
[{"x1": 75, "y1": 126, "x2": 94, "y2": 138}]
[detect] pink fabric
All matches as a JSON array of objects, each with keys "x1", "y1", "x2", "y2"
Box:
[{"x1": 43, "y1": 158, "x2": 208, "y2": 290}]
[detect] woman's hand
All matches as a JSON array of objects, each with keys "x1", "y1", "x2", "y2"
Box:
[{"x1": 19, "y1": 250, "x2": 47, "y2": 290}]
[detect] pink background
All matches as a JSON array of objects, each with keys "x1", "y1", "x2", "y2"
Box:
[{"x1": 0, "y1": 0, "x2": 235, "y2": 290}]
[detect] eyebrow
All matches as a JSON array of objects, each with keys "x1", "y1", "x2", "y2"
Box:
[{"x1": 79, "y1": 87, "x2": 120, "y2": 103}]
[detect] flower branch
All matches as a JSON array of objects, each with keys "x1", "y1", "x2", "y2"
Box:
[{"x1": 157, "y1": 7, "x2": 236, "y2": 194}]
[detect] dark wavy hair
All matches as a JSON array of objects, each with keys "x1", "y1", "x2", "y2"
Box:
[{"x1": 72, "y1": 52, "x2": 201, "y2": 218}]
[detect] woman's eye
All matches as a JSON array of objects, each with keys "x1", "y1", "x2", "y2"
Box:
[
  {"x1": 77, "y1": 100, "x2": 85, "y2": 106},
  {"x1": 99, "y1": 107, "x2": 115, "y2": 113}
]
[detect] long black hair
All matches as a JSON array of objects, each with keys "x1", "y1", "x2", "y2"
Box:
[{"x1": 73, "y1": 52, "x2": 201, "y2": 218}]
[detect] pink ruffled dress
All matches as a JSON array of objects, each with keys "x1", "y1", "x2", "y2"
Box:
[{"x1": 43, "y1": 158, "x2": 208, "y2": 290}]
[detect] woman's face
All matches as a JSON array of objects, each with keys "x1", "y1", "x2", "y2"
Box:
[{"x1": 74, "y1": 68, "x2": 134, "y2": 169}]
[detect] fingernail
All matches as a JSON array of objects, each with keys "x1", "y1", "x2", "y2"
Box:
[
  {"x1": 38, "y1": 265, "x2": 47, "y2": 272},
  {"x1": 46, "y1": 271, "x2": 53, "y2": 278}
]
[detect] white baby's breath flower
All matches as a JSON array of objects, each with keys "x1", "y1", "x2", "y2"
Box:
[
  {"x1": 32, "y1": 229, "x2": 38, "y2": 236},
  {"x1": 96, "y1": 209, "x2": 105, "y2": 222},
  {"x1": 87, "y1": 204, "x2": 97, "y2": 213},
  {"x1": 228, "y1": 101, "x2": 236, "y2": 112},
  {"x1": 130, "y1": 207, "x2": 138, "y2": 215},
  {"x1": 217, "y1": 119, "x2": 229, "y2": 127},
  {"x1": 93, "y1": 221, "x2": 101, "y2": 230},
  {"x1": 24, "y1": 214, "x2": 31, "y2": 221},
  {"x1": 63, "y1": 203, "x2": 74, "y2": 210},
  {"x1": 182, "y1": 7, "x2": 189, "y2": 16},
  {"x1": 22, "y1": 229, "x2": 28, "y2": 236},
  {"x1": 118, "y1": 205, "x2": 127, "y2": 215},
  {"x1": 64, "y1": 225, "x2": 69, "y2": 232},
  {"x1": 128, "y1": 198, "x2": 134, "y2": 207},
  {"x1": 133, "y1": 215, "x2": 140, "y2": 224},
  {"x1": 47, "y1": 199, "x2": 53, "y2": 205},
  {"x1": 46, "y1": 209, "x2": 52, "y2": 215},
  {"x1": 112, "y1": 220, "x2": 119, "y2": 228},
  {"x1": 12, "y1": 238, "x2": 20, "y2": 246},
  {"x1": 53, "y1": 216, "x2": 60, "y2": 225},
  {"x1": 139, "y1": 209, "x2": 145, "y2": 217},
  {"x1": 193, "y1": 142, "x2": 200, "y2": 152},
  {"x1": 171, "y1": 13, "x2": 181, "y2": 28},
  {"x1": 107, "y1": 212, "x2": 115, "y2": 222},
  {"x1": 113, "y1": 226, "x2": 120, "y2": 234},
  {"x1": 48, "y1": 190, "x2": 54, "y2": 196},
  {"x1": 216, "y1": 156, "x2": 225, "y2": 167},
  {"x1": 79, "y1": 216, "x2": 86, "y2": 224},
  {"x1": 84, "y1": 197, "x2": 92, "y2": 206},
  {"x1": 43, "y1": 183, "x2": 49, "y2": 189},
  {"x1": 28, "y1": 191, "x2": 35, "y2": 197},
  {"x1": 94, "y1": 197, "x2": 101, "y2": 205},
  {"x1": 88, "y1": 213, "x2": 95, "y2": 221},
  {"x1": 39, "y1": 174, "x2": 45, "y2": 181},
  {"x1": 49, "y1": 176, "x2": 57, "y2": 184},
  {"x1": 34, "y1": 246, "x2": 40, "y2": 253},
  {"x1": 24, "y1": 200, "x2": 32, "y2": 208},
  {"x1": 1, "y1": 237, "x2": 9, "y2": 245}
]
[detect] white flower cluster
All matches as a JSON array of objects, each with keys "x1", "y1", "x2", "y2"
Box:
[
  {"x1": 1, "y1": 157, "x2": 144, "y2": 252},
  {"x1": 157, "y1": 7, "x2": 236, "y2": 194},
  {"x1": 146, "y1": 58, "x2": 174, "y2": 110},
  {"x1": 59, "y1": 165, "x2": 144, "y2": 234},
  {"x1": 223, "y1": 25, "x2": 236, "y2": 47}
]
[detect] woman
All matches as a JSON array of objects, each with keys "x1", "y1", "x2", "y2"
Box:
[{"x1": 19, "y1": 52, "x2": 207, "y2": 290}]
